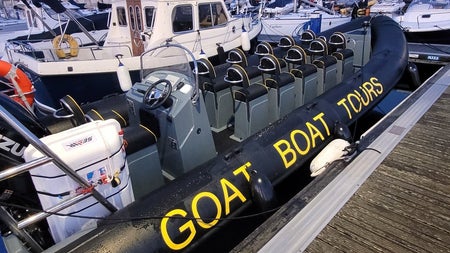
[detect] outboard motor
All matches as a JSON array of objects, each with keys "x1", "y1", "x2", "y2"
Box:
[
  {"x1": 0, "y1": 94, "x2": 48, "y2": 168},
  {"x1": 0, "y1": 94, "x2": 55, "y2": 248}
]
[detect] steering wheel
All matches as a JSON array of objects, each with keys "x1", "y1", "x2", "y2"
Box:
[{"x1": 143, "y1": 79, "x2": 172, "y2": 109}]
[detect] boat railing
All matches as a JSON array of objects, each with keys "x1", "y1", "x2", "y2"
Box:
[
  {"x1": 0, "y1": 105, "x2": 119, "y2": 252},
  {"x1": 5, "y1": 40, "x2": 133, "y2": 63}
]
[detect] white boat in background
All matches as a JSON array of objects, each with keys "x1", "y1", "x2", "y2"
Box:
[
  {"x1": 1, "y1": 0, "x2": 110, "y2": 58},
  {"x1": 0, "y1": 0, "x2": 28, "y2": 48},
  {"x1": 3, "y1": 0, "x2": 262, "y2": 112},
  {"x1": 369, "y1": 0, "x2": 406, "y2": 18},
  {"x1": 262, "y1": 0, "x2": 299, "y2": 14},
  {"x1": 0, "y1": 0, "x2": 28, "y2": 33},
  {"x1": 258, "y1": 0, "x2": 351, "y2": 42},
  {"x1": 395, "y1": 0, "x2": 450, "y2": 44},
  {"x1": 0, "y1": 16, "x2": 27, "y2": 34},
  {"x1": 3, "y1": 0, "x2": 109, "y2": 35},
  {"x1": 226, "y1": 0, "x2": 261, "y2": 14}
]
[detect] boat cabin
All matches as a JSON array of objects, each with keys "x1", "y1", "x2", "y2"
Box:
[{"x1": 105, "y1": 0, "x2": 232, "y2": 57}]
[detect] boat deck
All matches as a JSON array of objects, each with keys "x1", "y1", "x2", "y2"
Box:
[{"x1": 231, "y1": 65, "x2": 450, "y2": 252}]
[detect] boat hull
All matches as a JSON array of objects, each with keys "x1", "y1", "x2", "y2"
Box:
[{"x1": 404, "y1": 29, "x2": 450, "y2": 44}]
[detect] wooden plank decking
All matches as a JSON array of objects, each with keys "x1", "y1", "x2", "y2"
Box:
[
  {"x1": 306, "y1": 73, "x2": 450, "y2": 253},
  {"x1": 232, "y1": 65, "x2": 450, "y2": 253}
]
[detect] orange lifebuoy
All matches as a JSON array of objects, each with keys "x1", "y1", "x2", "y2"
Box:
[{"x1": 0, "y1": 60, "x2": 34, "y2": 107}]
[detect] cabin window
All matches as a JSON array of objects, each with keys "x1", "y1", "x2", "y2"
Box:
[
  {"x1": 172, "y1": 5, "x2": 193, "y2": 33},
  {"x1": 129, "y1": 6, "x2": 136, "y2": 30},
  {"x1": 135, "y1": 6, "x2": 142, "y2": 31},
  {"x1": 117, "y1": 7, "x2": 127, "y2": 26},
  {"x1": 199, "y1": 2, "x2": 227, "y2": 29},
  {"x1": 144, "y1": 7, "x2": 155, "y2": 28}
]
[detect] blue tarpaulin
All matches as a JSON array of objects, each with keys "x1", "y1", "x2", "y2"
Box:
[{"x1": 303, "y1": 14, "x2": 322, "y2": 34}]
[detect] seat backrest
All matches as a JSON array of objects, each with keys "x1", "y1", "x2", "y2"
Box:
[
  {"x1": 308, "y1": 38, "x2": 328, "y2": 56},
  {"x1": 255, "y1": 41, "x2": 274, "y2": 56},
  {"x1": 284, "y1": 45, "x2": 307, "y2": 66},
  {"x1": 196, "y1": 58, "x2": 217, "y2": 79},
  {"x1": 258, "y1": 54, "x2": 282, "y2": 76},
  {"x1": 299, "y1": 29, "x2": 316, "y2": 47},
  {"x1": 328, "y1": 32, "x2": 347, "y2": 53},
  {"x1": 226, "y1": 48, "x2": 248, "y2": 67},
  {"x1": 277, "y1": 35, "x2": 295, "y2": 49},
  {"x1": 224, "y1": 64, "x2": 251, "y2": 88}
]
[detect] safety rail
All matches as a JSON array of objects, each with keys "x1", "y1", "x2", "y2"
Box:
[
  {"x1": 5, "y1": 40, "x2": 133, "y2": 63},
  {"x1": 0, "y1": 105, "x2": 118, "y2": 252}
]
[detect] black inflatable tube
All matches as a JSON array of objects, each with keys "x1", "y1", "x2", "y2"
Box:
[{"x1": 56, "y1": 16, "x2": 407, "y2": 252}]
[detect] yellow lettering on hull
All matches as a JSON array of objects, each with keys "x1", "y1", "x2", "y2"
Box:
[
  {"x1": 161, "y1": 209, "x2": 196, "y2": 250},
  {"x1": 160, "y1": 77, "x2": 385, "y2": 251},
  {"x1": 337, "y1": 77, "x2": 384, "y2": 120},
  {"x1": 273, "y1": 112, "x2": 331, "y2": 169},
  {"x1": 161, "y1": 163, "x2": 252, "y2": 250}
]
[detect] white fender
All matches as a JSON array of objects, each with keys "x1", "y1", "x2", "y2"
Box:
[
  {"x1": 117, "y1": 62, "x2": 132, "y2": 92},
  {"x1": 310, "y1": 139, "x2": 350, "y2": 177},
  {"x1": 241, "y1": 27, "x2": 251, "y2": 51}
]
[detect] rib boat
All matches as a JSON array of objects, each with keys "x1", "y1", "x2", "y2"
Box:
[{"x1": 0, "y1": 15, "x2": 407, "y2": 252}]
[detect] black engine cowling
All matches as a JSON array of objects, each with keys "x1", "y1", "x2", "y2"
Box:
[{"x1": 0, "y1": 94, "x2": 48, "y2": 169}]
